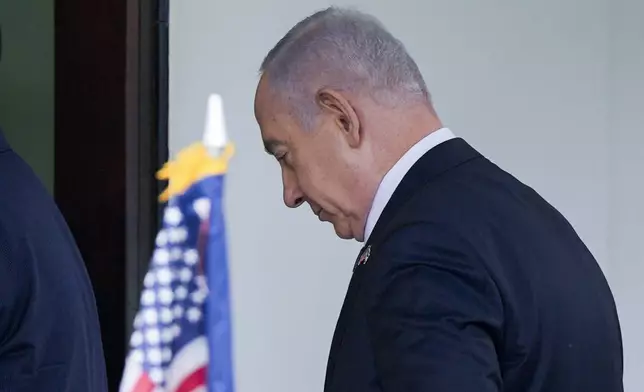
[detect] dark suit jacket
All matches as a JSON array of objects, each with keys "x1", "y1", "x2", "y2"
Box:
[
  {"x1": 0, "y1": 131, "x2": 107, "y2": 391},
  {"x1": 324, "y1": 138, "x2": 623, "y2": 392}
]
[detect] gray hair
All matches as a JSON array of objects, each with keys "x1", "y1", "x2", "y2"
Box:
[{"x1": 259, "y1": 7, "x2": 430, "y2": 129}]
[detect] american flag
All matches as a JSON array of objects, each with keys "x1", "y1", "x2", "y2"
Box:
[{"x1": 120, "y1": 173, "x2": 235, "y2": 392}]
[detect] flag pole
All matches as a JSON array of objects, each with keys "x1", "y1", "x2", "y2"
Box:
[{"x1": 203, "y1": 94, "x2": 228, "y2": 157}]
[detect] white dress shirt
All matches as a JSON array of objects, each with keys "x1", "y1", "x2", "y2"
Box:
[{"x1": 362, "y1": 127, "x2": 456, "y2": 242}]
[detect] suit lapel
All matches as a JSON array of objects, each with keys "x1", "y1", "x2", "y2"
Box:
[
  {"x1": 324, "y1": 138, "x2": 482, "y2": 390},
  {"x1": 325, "y1": 246, "x2": 370, "y2": 390},
  {"x1": 368, "y1": 138, "x2": 482, "y2": 246}
]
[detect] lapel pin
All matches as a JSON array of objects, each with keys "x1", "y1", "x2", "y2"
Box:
[{"x1": 358, "y1": 245, "x2": 371, "y2": 266}]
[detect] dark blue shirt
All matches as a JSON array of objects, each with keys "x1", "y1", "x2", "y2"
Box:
[{"x1": 0, "y1": 130, "x2": 107, "y2": 391}]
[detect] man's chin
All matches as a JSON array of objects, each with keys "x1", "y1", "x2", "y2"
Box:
[{"x1": 332, "y1": 223, "x2": 354, "y2": 240}]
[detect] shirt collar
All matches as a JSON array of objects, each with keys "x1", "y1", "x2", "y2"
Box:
[{"x1": 362, "y1": 127, "x2": 456, "y2": 242}]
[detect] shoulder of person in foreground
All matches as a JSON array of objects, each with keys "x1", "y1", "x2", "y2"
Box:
[
  {"x1": 367, "y1": 221, "x2": 503, "y2": 392},
  {"x1": 0, "y1": 215, "x2": 33, "y2": 356}
]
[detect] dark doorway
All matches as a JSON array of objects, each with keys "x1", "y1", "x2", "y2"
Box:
[{"x1": 54, "y1": 0, "x2": 168, "y2": 389}]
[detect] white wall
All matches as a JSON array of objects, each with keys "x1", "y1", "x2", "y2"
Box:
[
  {"x1": 169, "y1": 0, "x2": 640, "y2": 390},
  {"x1": 607, "y1": 0, "x2": 644, "y2": 389}
]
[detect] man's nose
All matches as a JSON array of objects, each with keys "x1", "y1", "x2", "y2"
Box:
[{"x1": 282, "y1": 171, "x2": 304, "y2": 208}]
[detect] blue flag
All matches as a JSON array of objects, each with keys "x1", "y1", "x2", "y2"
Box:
[{"x1": 120, "y1": 143, "x2": 235, "y2": 392}]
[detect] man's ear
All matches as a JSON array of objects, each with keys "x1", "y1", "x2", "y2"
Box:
[{"x1": 316, "y1": 89, "x2": 361, "y2": 148}]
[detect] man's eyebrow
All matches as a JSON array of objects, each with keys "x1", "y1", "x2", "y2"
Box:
[{"x1": 263, "y1": 139, "x2": 285, "y2": 155}]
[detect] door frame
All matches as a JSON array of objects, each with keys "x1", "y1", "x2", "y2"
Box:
[
  {"x1": 124, "y1": 0, "x2": 169, "y2": 339},
  {"x1": 54, "y1": 0, "x2": 168, "y2": 387}
]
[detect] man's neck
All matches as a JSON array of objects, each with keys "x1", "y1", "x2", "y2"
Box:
[
  {"x1": 353, "y1": 103, "x2": 442, "y2": 241},
  {"x1": 361, "y1": 125, "x2": 453, "y2": 243},
  {"x1": 372, "y1": 109, "x2": 443, "y2": 182}
]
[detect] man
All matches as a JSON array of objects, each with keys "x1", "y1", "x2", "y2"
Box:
[
  {"x1": 254, "y1": 7, "x2": 623, "y2": 392},
  {"x1": 0, "y1": 34, "x2": 108, "y2": 391}
]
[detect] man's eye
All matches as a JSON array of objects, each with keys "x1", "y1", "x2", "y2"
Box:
[{"x1": 276, "y1": 153, "x2": 288, "y2": 162}]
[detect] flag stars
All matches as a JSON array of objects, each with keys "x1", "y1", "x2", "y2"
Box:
[
  {"x1": 133, "y1": 314, "x2": 143, "y2": 329},
  {"x1": 173, "y1": 304, "x2": 184, "y2": 318},
  {"x1": 147, "y1": 347, "x2": 163, "y2": 364},
  {"x1": 164, "y1": 206, "x2": 183, "y2": 226},
  {"x1": 191, "y1": 289, "x2": 207, "y2": 304},
  {"x1": 131, "y1": 349, "x2": 144, "y2": 364},
  {"x1": 141, "y1": 290, "x2": 155, "y2": 306},
  {"x1": 144, "y1": 308, "x2": 159, "y2": 325},
  {"x1": 155, "y1": 230, "x2": 168, "y2": 247},
  {"x1": 123, "y1": 193, "x2": 229, "y2": 390},
  {"x1": 149, "y1": 367, "x2": 164, "y2": 384},
  {"x1": 193, "y1": 198, "x2": 211, "y2": 221},
  {"x1": 162, "y1": 347, "x2": 172, "y2": 362},
  {"x1": 179, "y1": 268, "x2": 193, "y2": 283},
  {"x1": 158, "y1": 288, "x2": 174, "y2": 306},
  {"x1": 186, "y1": 307, "x2": 202, "y2": 323},
  {"x1": 161, "y1": 328, "x2": 174, "y2": 344},
  {"x1": 159, "y1": 307, "x2": 173, "y2": 324},
  {"x1": 153, "y1": 249, "x2": 170, "y2": 265},
  {"x1": 156, "y1": 268, "x2": 173, "y2": 285},
  {"x1": 175, "y1": 286, "x2": 188, "y2": 300},
  {"x1": 170, "y1": 247, "x2": 183, "y2": 261},
  {"x1": 143, "y1": 272, "x2": 156, "y2": 288},
  {"x1": 168, "y1": 227, "x2": 188, "y2": 243},
  {"x1": 145, "y1": 328, "x2": 161, "y2": 345},
  {"x1": 130, "y1": 331, "x2": 143, "y2": 347},
  {"x1": 195, "y1": 275, "x2": 207, "y2": 290},
  {"x1": 184, "y1": 249, "x2": 199, "y2": 265}
]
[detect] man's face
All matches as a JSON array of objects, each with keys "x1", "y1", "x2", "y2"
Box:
[{"x1": 254, "y1": 78, "x2": 367, "y2": 240}]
